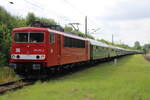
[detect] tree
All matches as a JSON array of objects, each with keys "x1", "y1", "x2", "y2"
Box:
[
  {"x1": 37, "y1": 17, "x2": 57, "y2": 25},
  {"x1": 26, "y1": 12, "x2": 36, "y2": 26},
  {"x1": 64, "y1": 25, "x2": 95, "y2": 39},
  {"x1": 64, "y1": 25, "x2": 73, "y2": 32},
  {"x1": 0, "y1": 6, "x2": 27, "y2": 66},
  {"x1": 143, "y1": 44, "x2": 150, "y2": 54},
  {"x1": 134, "y1": 41, "x2": 141, "y2": 50},
  {"x1": 0, "y1": 24, "x2": 11, "y2": 65},
  {"x1": 26, "y1": 13, "x2": 57, "y2": 26}
]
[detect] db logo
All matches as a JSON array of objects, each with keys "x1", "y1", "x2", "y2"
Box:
[{"x1": 16, "y1": 48, "x2": 20, "y2": 52}]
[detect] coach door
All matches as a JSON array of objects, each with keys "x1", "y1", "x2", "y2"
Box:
[{"x1": 48, "y1": 32, "x2": 59, "y2": 66}]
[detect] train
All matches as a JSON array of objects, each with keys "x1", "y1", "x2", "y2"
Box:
[{"x1": 9, "y1": 22, "x2": 141, "y2": 77}]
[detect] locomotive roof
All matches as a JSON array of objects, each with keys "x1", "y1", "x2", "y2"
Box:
[
  {"x1": 13, "y1": 27, "x2": 47, "y2": 32},
  {"x1": 13, "y1": 27, "x2": 87, "y2": 41},
  {"x1": 48, "y1": 29, "x2": 87, "y2": 41}
]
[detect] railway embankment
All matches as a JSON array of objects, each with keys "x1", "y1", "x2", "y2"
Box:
[{"x1": 1, "y1": 55, "x2": 150, "y2": 100}]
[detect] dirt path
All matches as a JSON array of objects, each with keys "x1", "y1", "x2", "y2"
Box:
[{"x1": 144, "y1": 54, "x2": 150, "y2": 62}]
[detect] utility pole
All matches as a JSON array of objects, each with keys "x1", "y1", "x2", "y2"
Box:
[
  {"x1": 85, "y1": 16, "x2": 87, "y2": 36},
  {"x1": 112, "y1": 34, "x2": 114, "y2": 45}
]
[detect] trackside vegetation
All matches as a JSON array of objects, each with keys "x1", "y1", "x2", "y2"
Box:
[
  {"x1": 0, "y1": 54, "x2": 150, "y2": 100},
  {"x1": 0, "y1": 67, "x2": 18, "y2": 83}
]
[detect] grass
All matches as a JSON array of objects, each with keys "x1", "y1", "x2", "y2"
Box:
[
  {"x1": 0, "y1": 67, "x2": 18, "y2": 83},
  {"x1": 1, "y1": 54, "x2": 150, "y2": 100}
]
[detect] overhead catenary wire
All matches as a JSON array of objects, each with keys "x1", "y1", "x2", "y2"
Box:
[
  {"x1": 19, "y1": 0, "x2": 102, "y2": 30},
  {"x1": 62, "y1": 0, "x2": 104, "y2": 33},
  {"x1": 7, "y1": 0, "x2": 104, "y2": 33},
  {"x1": 22, "y1": 0, "x2": 72, "y2": 25}
]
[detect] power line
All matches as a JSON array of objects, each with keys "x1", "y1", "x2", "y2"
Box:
[
  {"x1": 22, "y1": 0, "x2": 72, "y2": 25},
  {"x1": 23, "y1": 0, "x2": 44, "y2": 10},
  {"x1": 63, "y1": 0, "x2": 85, "y2": 16},
  {"x1": 11, "y1": 0, "x2": 104, "y2": 33},
  {"x1": 62, "y1": 0, "x2": 104, "y2": 32},
  {"x1": 23, "y1": 0, "x2": 102, "y2": 29}
]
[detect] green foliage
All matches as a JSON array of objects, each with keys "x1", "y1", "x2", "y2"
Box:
[
  {"x1": 26, "y1": 12, "x2": 57, "y2": 26},
  {"x1": 0, "y1": 53, "x2": 6, "y2": 66},
  {"x1": 64, "y1": 25, "x2": 73, "y2": 32},
  {"x1": 13, "y1": 17, "x2": 27, "y2": 28},
  {"x1": 0, "y1": 6, "x2": 14, "y2": 26},
  {"x1": 72, "y1": 30, "x2": 86, "y2": 37},
  {"x1": 143, "y1": 44, "x2": 150, "y2": 54},
  {"x1": 86, "y1": 34, "x2": 95, "y2": 39},
  {"x1": 134, "y1": 41, "x2": 142, "y2": 50},
  {"x1": 37, "y1": 17, "x2": 57, "y2": 25},
  {"x1": 97, "y1": 39, "x2": 132, "y2": 49},
  {"x1": 0, "y1": 24, "x2": 11, "y2": 66},
  {"x1": 26, "y1": 12, "x2": 36, "y2": 26},
  {"x1": 64, "y1": 25, "x2": 95, "y2": 39},
  {"x1": 97, "y1": 39, "x2": 112, "y2": 45},
  {"x1": 0, "y1": 67, "x2": 18, "y2": 83}
]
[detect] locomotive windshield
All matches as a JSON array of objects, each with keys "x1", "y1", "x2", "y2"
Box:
[{"x1": 14, "y1": 32, "x2": 44, "y2": 43}]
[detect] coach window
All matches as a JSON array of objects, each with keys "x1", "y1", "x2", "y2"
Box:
[
  {"x1": 64, "y1": 36, "x2": 85, "y2": 48},
  {"x1": 50, "y1": 32, "x2": 55, "y2": 44}
]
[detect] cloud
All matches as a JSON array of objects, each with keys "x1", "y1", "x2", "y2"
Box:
[
  {"x1": 92, "y1": 18, "x2": 150, "y2": 46},
  {"x1": 99, "y1": 0, "x2": 150, "y2": 20}
]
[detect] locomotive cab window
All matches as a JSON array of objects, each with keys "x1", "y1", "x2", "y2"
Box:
[
  {"x1": 50, "y1": 32, "x2": 55, "y2": 44},
  {"x1": 14, "y1": 33, "x2": 28, "y2": 43},
  {"x1": 30, "y1": 33, "x2": 44, "y2": 43},
  {"x1": 14, "y1": 32, "x2": 44, "y2": 43}
]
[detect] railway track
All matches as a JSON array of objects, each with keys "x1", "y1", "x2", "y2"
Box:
[{"x1": 0, "y1": 79, "x2": 34, "y2": 95}]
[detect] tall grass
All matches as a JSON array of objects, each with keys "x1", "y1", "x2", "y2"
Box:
[{"x1": 0, "y1": 67, "x2": 17, "y2": 83}]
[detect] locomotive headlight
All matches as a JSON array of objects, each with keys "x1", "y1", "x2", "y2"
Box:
[
  {"x1": 11, "y1": 54, "x2": 16, "y2": 59},
  {"x1": 40, "y1": 55, "x2": 45, "y2": 60}
]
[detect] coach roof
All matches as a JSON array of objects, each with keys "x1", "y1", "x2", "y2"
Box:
[{"x1": 87, "y1": 39, "x2": 109, "y2": 47}]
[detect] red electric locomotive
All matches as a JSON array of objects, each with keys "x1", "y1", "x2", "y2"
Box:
[{"x1": 10, "y1": 23, "x2": 90, "y2": 76}]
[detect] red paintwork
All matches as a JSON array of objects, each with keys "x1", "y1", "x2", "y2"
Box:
[{"x1": 10, "y1": 27, "x2": 90, "y2": 67}]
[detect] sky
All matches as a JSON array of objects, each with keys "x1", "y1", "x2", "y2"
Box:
[{"x1": 0, "y1": 0, "x2": 150, "y2": 46}]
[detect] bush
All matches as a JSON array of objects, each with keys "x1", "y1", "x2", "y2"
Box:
[{"x1": 0, "y1": 53, "x2": 7, "y2": 66}]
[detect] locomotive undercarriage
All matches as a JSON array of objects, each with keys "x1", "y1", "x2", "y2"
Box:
[
  {"x1": 10, "y1": 62, "x2": 45, "y2": 78},
  {"x1": 9, "y1": 61, "x2": 90, "y2": 79}
]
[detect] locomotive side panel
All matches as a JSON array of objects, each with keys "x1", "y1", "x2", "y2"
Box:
[
  {"x1": 60, "y1": 35, "x2": 88, "y2": 65},
  {"x1": 46, "y1": 32, "x2": 61, "y2": 67}
]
